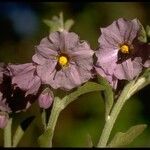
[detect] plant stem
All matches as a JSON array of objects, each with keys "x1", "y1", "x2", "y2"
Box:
[
  {"x1": 46, "y1": 97, "x2": 63, "y2": 147},
  {"x1": 38, "y1": 82, "x2": 103, "y2": 147},
  {"x1": 12, "y1": 126, "x2": 24, "y2": 147},
  {"x1": 41, "y1": 109, "x2": 47, "y2": 130},
  {"x1": 96, "y1": 81, "x2": 135, "y2": 147},
  {"x1": 4, "y1": 118, "x2": 12, "y2": 147},
  {"x1": 97, "y1": 75, "x2": 150, "y2": 147}
]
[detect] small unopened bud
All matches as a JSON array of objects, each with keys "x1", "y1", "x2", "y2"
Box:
[
  {"x1": 0, "y1": 112, "x2": 9, "y2": 129},
  {"x1": 38, "y1": 88, "x2": 54, "y2": 109}
]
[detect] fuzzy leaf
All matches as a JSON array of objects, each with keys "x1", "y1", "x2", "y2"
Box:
[
  {"x1": 41, "y1": 109, "x2": 46, "y2": 130},
  {"x1": 129, "y1": 68, "x2": 150, "y2": 96},
  {"x1": 43, "y1": 19, "x2": 61, "y2": 32},
  {"x1": 146, "y1": 25, "x2": 150, "y2": 37},
  {"x1": 108, "y1": 124, "x2": 147, "y2": 147},
  {"x1": 43, "y1": 12, "x2": 64, "y2": 32},
  {"x1": 38, "y1": 128, "x2": 52, "y2": 147},
  {"x1": 12, "y1": 116, "x2": 35, "y2": 147},
  {"x1": 64, "y1": 19, "x2": 74, "y2": 31},
  {"x1": 97, "y1": 75, "x2": 114, "y2": 120},
  {"x1": 138, "y1": 21, "x2": 147, "y2": 43},
  {"x1": 62, "y1": 82, "x2": 105, "y2": 109},
  {"x1": 85, "y1": 133, "x2": 93, "y2": 147},
  {"x1": 43, "y1": 12, "x2": 74, "y2": 33},
  {"x1": 142, "y1": 68, "x2": 150, "y2": 79},
  {"x1": 43, "y1": 19, "x2": 53, "y2": 28}
]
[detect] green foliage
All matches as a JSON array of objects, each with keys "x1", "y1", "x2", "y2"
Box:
[
  {"x1": 138, "y1": 20, "x2": 147, "y2": 43},
  {"x1": 85, "y1": 134, "x2": 93, "y2": 147},
  {"x1": 38, "y1": 82, "x2": 104, "y2": 147},
  {"x1": 97, "y1": 75, "x2": 114, "y2": 120},
  {"x1": 129, "y1": 68, "x2": 150, "y2": 96},
  {"x1": 64, "y1": 19, "x2": 74, "y2": 31},
  {"x1": 43, "y1": 12, "x2": 74, "y2": 32},
  {"x1": 38, "y1": 128, "x2": 52, "y2": 147},
  {"x1": 146, "y1": 25, "x2": 150, "y2": 43},
  {"x1": 62, "y1": 81, "x2": 105, "y2": 109},
  {"x1": 146, "y1": 25, "x2": 150, "y2": 38},
  {"x1": 12, "y1": 116, "x2": 35, "y2": 147},
  {"x1": 138, "y1": 22, "x2": 150, "y2": 44},
  {"x1": 108, "y1": 124, "x2": 147, "y2": 147}
]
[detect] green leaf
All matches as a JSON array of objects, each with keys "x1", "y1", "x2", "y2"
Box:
[
  {"x1": 85, "y1": 133, "x2": 93, "y2": 147},
  {"x1": 12, "y1": 116, "x2": 35, "y2": 147},
  {"x1": 64, "y1": 19, "x2": 74, "y2": 31},
  {"x1": 108, "y1": 124, "x2": 147, "y2": 147},
  {"x1": 43, "y1": 12, "x2": 74, "y2": 32},
  {"x1": 41, "y1": 109, "x2": 46, "y2": 130},
  {"x1": 39, "y1": 97, "x2": 62, "y2": 147},
  {"x1": 43, "y1": 19, "x2": 61, "y2": 33},
  {"x1": 4, "y1": 118, "x2": 12, "y2": 147},
  {"x1": 97, "y1": 75, "x2": 114, "y2": 120},
  {"x1": 129, "y1": 68, "x2": 150, "y2": 96},
  {"x1": 43, "y1": 19, "x2": 53, "y2": 28},
  {"x1": 146, "y1": 25, "x2": 150, "y2": 37},
  {"x1": 38, "y1": 128, "x2": 53, "y2": 147},
  {"x1": 142, "y1": 68, "x2": 150, "y2": 79},
  {"x1": 145, "y1": 25, "x2": 150, "y2": 44},
  {"x1": 62, "y1": 81, "x2": 105, "y2": 109},
  {"x1": 43, "y1": 12, "x2": 64, "y2": 32},
  {"x1": 138, "y1": 20, "x2": 147, "y2": 43}
]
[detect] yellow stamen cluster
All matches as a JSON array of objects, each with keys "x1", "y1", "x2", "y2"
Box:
[
  {"x1": 58, "y1": 56, "x2": 68, "y2": 66},
  {"x1": 120, "y1": 45, "x2": 129, "y2": 54}
]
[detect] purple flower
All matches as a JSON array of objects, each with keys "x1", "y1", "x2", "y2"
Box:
[
  {"x1": 32, "y1": 30, "x2": 94, "y2": 90},
  {"x1": 95, "y1": 18, "x2": 143, "y2": 81},
  {"x1": 95, "y1": 67, "x2": 118, "y2": 89},
  {"x1": 0, "y1": 112, "x2": 9, "y2": 129},
  {"x1": 38, "y1": 88, "x2": 54, "y2": 109},
  {"x1": 8, "y1": 63, "x2": 41, "y2": 96},
  {"x1": 0, "y1": 63, "x2": 38, "y2": 113}
]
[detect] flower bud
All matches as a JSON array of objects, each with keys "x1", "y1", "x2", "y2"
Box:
[
  {"x1": 38, "y1": 88, "x2": 54, "y2": 109},
  {"x1": 0, "y1": 112, "x2": 9, "y2": 129}
]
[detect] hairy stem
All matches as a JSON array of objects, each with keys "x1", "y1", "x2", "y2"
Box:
[
  {"x1": 4, "y1": 118, "x2": 12, "y2": 147},
  {"x1": 46, "y1": 97, "x2": 63, "y2": 147},
  {"x1": 12, "y1": 126, "x2": 24, "y2": 147},
  {"x1": 97, "y1": 75, "x2": 150, "y2": 147}
]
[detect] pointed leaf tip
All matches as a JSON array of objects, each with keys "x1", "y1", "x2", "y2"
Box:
[{"x1": 108, "y1": 124, "x2": 147, "y2": 147}]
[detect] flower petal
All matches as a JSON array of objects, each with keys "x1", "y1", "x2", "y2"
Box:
[
  {"x1": 38, "y1": 88, "x2": 54, "y2": 109},
  {"x1": 69, "y1": 41, "x2": 94, "y2": 59},
  {"x1": 95, "y1": 66, "x2": 118, "y2": 89},
  {"x1": 52, "y1": 70, "x2": 75, "y2": 90},
  {"x1": 36, "y1": 37, "x2": 58, "y2": 59},
  {"x1": 95, "y1": 48, "x2": 118, "y2": 74},
  {"x1": 36, "y1": 60, "x2": 57, "y2": 84},
  {"x1": 49, "y1": 31, "x2": 62, "y2": 50},
  {"x1": 65, "y1": 64, "x2": 81, "y2": 86},
  {"x1": 9, "y1": 63, "x2": 41, "y2": 96},
  {"x1": 63, "y1": 31, "x2": 79, "y2": 50},
  {"x1": 34, "y1": 31, "x2": 93, "y2": 90},
  {"x1": 114, "y1": 58, "x2": 142, "y2": 80},
  {"x1": 32, "y1": 53, "x2": 49, "y2": 65},
  {"x1": 117, "y1": 18, "x2": 140, "y2": 42}
]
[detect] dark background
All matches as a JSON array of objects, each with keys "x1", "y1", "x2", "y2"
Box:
[{"x1": 0, "y1": 2, "x2": 150, "y2": 147}]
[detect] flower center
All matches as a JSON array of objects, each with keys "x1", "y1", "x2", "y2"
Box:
[
  {"x1": 58, "y1": 55, "x2": 68, "y2": 66},
  {"x1": 120, "y1": 44, "x2": 129, "y2": 54}
]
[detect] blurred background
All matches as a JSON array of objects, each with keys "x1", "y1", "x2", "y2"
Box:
[{"x1": 0, "y1": 2, "x2": 150, "y2": 147}]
